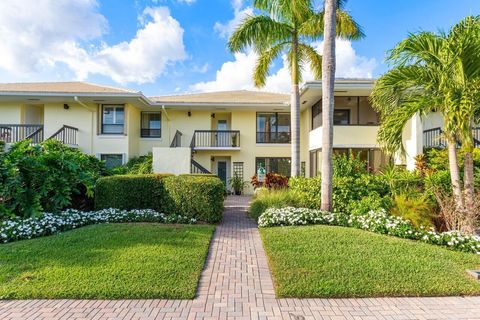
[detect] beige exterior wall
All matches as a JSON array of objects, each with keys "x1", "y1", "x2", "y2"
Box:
[{"x1": 0, "y1": 102, "x2": 23, "y2": 123}]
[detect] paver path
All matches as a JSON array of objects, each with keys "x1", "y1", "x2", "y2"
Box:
[{"x1": 1, "y1": 196, "x2": 480, "y2": 319}]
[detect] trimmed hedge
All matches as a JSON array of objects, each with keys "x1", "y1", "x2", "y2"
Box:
[{"x1": 95, "y1": 174, "x2": 225, "y2": 223}]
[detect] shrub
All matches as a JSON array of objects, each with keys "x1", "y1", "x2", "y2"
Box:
[
  {"x1": 378, "y1": 165, "x2": 423, "y2": 196},
  {"x1": 258, "y1": 207, "x2": 480, "y2": 254},
  {"x1": 0, "y1": 208, "x2": 195, "y2": 243},
  {"x1": 110, "y1": 153, "x2": 153, "y2": 175},
  {"x1": 390, "y1": 194, "x2": 436, "y2": 228},
  {"x1": 289, "y1": 175, "x2": 389, "y2": 213},
  {"x1": 95, "y1": 174, "x2": 173, "y2": 210},
  {"x1": 0, "y1": 140, "x2": 105, "y2": 218},
  {"x1": 163, "y1": 175, "x2": 225, "y2": 223},
  {"x1": 347, "y1": 193, "x2": 393, "y2": 216},
  {"x1": 251, "y1": 173, "x2": 289, "y2": 190},
  {"x1": 249, "y1": 189, "x2": 300, "y2": 221},
  {"x1": 333, "y1": 152, "x2": 368, "y2": 178},
  {"x1": 95, "y1": 174, "x2": 225, "y2": 223}
]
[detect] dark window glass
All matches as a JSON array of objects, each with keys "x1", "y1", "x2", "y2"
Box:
[
  {"x1": 333, "y1": 110, "x2": 350, "y2": 125},
  {"x1": 102, "y1": 105, "x2": 124, "y2": 134},
  {"x1": 101, "y1": 154, "x2": 123, "y2": 169},
  {"x1": 256, "y1": 113, "x2": 291, "y2": 143},
  {"x1": 255, "y1": 157, "x2": 291, "y2": 177},
  {"x1": 141, "y1": 112, "x2": 161, "y2": 138}
]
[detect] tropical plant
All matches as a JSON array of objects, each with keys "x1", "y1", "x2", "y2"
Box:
[
  {"x1": 229, "y1": 174, "x2": 248, "y2": 195},
  {"x1": 371, "y1": 16, "x2": 480, "y2": 232},
  {"x1": 0, "y1": 140, "x2": 106, "y2": 218},
  {"x1": 228, "y1": 0, "x2": 363, "y2": 178}
]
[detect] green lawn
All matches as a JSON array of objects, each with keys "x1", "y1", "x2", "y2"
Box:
[
  {"x1": 260, "y1": 225, "x2": 480, "y2": 298},
  {"x1": 0, "y1": 223, "x2": 214, "y2": 299}
]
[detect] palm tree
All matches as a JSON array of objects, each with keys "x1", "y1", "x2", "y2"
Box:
[
  {"x1": 320, "y1": 0, "x2": 337, "y2": 211},
  {"x1": 371, "y1": 16, "x2": 480, "y2": 230},
  {"x1": 228, "y1": 0, "x2": 363, "y2": 177}
]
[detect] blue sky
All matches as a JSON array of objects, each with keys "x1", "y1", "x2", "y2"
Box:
[{"x1": 0, "y1": 0, "x2": 479, "y2": 96}]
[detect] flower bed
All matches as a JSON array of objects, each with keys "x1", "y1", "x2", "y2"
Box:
[
  {"x1": 0, "y1": 209, "x2": 195, "y2": 243},
  {"x1": 259, "y1": 207, "x2": 480, "y2": 254}
]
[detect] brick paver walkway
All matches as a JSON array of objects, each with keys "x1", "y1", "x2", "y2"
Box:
[{"x1": 1, "y1": 196, "x2": 480, "y2": 319}]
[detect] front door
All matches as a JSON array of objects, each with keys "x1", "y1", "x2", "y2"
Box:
[{"x1": 217, "y1": 161, "x2": 227, "y2": 186}]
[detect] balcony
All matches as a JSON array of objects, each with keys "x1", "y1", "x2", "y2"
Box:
[
  {"x1": 191, "y1": 130, "x2": 240, "y2": 150},
  {"x1": 309, "y1": 125, "x2": 380, "y2": 150}
]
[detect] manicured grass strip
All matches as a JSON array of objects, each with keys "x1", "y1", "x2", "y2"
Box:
[
  {"x1": 260, "y1": 225, "x2": 480, "y2": 298},
  {"x1": 0, "y1": 223, "x2": 214, "y2": 299}
]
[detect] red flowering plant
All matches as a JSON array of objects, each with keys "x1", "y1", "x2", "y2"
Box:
[{"x1": 251, "y1": 173, "x2": 289, "y2": 190}]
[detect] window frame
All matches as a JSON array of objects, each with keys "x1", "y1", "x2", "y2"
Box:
[
  {"x1": 101, "y1": 104, "x2": 125, "y2": 135},
  {"x1": 140, "y1": 111, "x2": 162, "y2": 138},
  {"x1": 255, "y1": 157, "x2": 292, "y2": 177},
  {"x1": 256, "y1": 112, "x2": 291, "y2": 144},
  {"x1": 100, "y1": 153, "x2": 125, "y2": 169}
]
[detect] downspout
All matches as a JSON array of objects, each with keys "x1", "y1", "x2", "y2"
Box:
[
  {"x1": 74, "y1": 96, "x2": 95, "y2": 154},
  {"x1": 161, "y1": 105, "x2": 172, "y2": 145}
]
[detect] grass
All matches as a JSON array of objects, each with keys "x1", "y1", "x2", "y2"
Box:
[
  {"x1": 249, "y1": 189, "x2": 300, "y2": 221},
  {"x1": 260, "y1": 225, "x2": 480, "y2": 298},
  {"x1": 0, "y1": 223, "x2": 214, "y2": 299}
]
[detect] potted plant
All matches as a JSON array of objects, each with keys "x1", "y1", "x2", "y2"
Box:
[{"x1": 229, "y1": 174, "x2": 247, "y2": 195}]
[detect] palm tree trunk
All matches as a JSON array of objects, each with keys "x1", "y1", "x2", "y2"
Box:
[
  {"x1": 290, "y1": 32, "x2": 300, "y2": 177},
  {"x1": 320, "y1": 0, "x2": 336, "y2": 212},
  {"x1": 463, "y1": 151, "x2": 474, "y2": 212},
  {"x1": 447, "y1": 139, "x2": 463, "y2": 210}
]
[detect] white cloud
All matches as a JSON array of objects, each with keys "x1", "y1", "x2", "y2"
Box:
[
  {"x1": 0, "y1": 1, "x2": 187, "y2": 84},
  {"x1": 214, "y1": 0, "x2": 253, "y2": 38},
  {"x1": 191, "y1": 39, "x2": 377, "y2": 93}
]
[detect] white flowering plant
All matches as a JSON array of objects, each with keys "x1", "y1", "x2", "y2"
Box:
[
  {"x1": 0, "y1": 208, "x2": 196, "y2": 243},
  {"x1": 258, "y1": 207, "x2": 480, "y2": 254}
]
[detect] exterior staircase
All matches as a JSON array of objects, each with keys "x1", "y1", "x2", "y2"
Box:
[
  {"x1": 0, "y1": 124, "x2": 78, "y2": 146},
  {"x1": 169, "y1": 129, "x2": 212, "y2": 174}
]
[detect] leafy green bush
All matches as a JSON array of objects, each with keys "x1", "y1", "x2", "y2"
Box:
[
  {"x1": 0, "y1": 140, "x2": 105, "y2": 218},
  {"x1": 333, "y1": 152, "x2": 368, "y2": 178},
  {"x1": 163, "y1": 175, "x2": 225, "y2": 223},
  {"x1": 289, "y1": 175, "x2": 389, "y2": 213},
  {"x1": 95, "y1": 174, "x2": 173, "y2": 211},
  {"x1": 249, "y1": 189, "x2": 300, "y2": 221},
  {"x1": 378, "y1": 165, "x2": 423, "y2": 196},
  {"x1": 109, "y1": 153, "x2": 153, "y2": 175},
  {"x1": 347, "y1": 193, "x2": 393, "y2": 216},
  {"x1": 95, "y1": 174, "x2": 225, "y2": 223}
]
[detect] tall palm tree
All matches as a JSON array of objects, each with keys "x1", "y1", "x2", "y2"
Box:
[
  {"x1": 228, "y1": 0, "x2": 363, "y2": 177},
  {"x1": 320, "y1": 0, "x2": 337, "y2": 211},
  {"x1": 371, "y1": 16, "x2": 480, "y2": 228}
]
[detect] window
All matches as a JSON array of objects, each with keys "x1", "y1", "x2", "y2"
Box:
[
  {"x1": 141, "y1": 112, "x2": 161, "y2": 138},
  {"x1": 233, "y1": 162, "x2": 244, "y2": 181},
  {"x1": 255, "y1": 157, "x2": 291, "y2": 177},
  {"x1": 311, "y1": 97, "x2": 379, "y2": 129},
  {"x1": 256, "y1": 112, "x2": 291, "y2": 143},
  {"x1": 333, "y1": 110, "x2": 350, "y2": 125},
  {"x1": 102, "y1": 105, "x2": 124, "y2": 134},
  {"x1": 301, "y1": 161, "x2": 306, "y2": 177},
  {"x1": 100, "y1": 154, "x2": 124, "y2": 169}
]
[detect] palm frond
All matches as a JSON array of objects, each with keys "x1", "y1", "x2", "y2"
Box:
[
  {"x1": 253, "y1": 0, "x2": 314, "y2": 23},
  {"x1": 228, "y1": 15, "x2": 292, "y2": 53},
  {"x1": 253, "y1": 43, "x2": 288, "y2": 87},
  {"x1": 298, "y1": 9, "x2": 364, "y2": 40},
  {"x1": 298, "y1": 43, "x2": 322, "y2": 79}
]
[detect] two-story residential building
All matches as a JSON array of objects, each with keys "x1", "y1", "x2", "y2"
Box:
[{"x1": 0, "y1": 80, "x2": 431, "y2": 193}]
